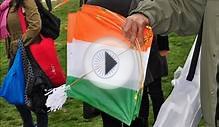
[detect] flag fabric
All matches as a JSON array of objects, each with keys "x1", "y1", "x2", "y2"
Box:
[
  {"x1": 154, "y1": 37, "x2": 202, "y2": 127},
  {"x1": 67, "y1": 5, "x2": 153, "y2": 125}
]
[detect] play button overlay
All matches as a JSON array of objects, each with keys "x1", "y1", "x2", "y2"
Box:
[
  {"x1": 92, "y1": 49, "x2": 119, "y2": 79},
  {"x1": 105, "y1": 51, "x2": 118, "y2": 75},
  {"x1": 83, "y1": 37, "x2": 136, "y2": 89}
]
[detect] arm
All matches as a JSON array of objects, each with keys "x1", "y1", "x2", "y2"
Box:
[
  {"x1": 132, "y1": 0, "x2": 206, "y2": 35},
  {"x1": 123, "y1": 0, "x2": 206, "y2": 43},
  {"x1": 157, "y1": 35, "x2": 169, "y2": 56},
  {"x1": 157, "y1": 35, "x2": 169, "y2": 51},
  {"x1": 23, "y1": 0, "x2": 41, "y2": 46}
]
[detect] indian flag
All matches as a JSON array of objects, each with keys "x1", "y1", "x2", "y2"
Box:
[{"x1": 67, "y1": 5, "x2": 153, "y2": 125}]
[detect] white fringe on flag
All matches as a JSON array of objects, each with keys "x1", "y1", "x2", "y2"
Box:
[{"x1": 45, "y1": 84, "x2": 70, "y2": 112}]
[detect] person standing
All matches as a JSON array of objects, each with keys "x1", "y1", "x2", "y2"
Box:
[
  {"x1": 122, "y1": 0, "x2": 219, "y2": 126},
  {"x1": 1, "y1": 0, "x2": 50, "y2": 126}
]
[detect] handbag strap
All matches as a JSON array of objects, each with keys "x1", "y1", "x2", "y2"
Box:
[
  {"x1": 18, "y1": 38, "x2": 34, "y2": 107},
  {"x1": 44, "y1": 0, "x2": 52, "y2": 11},
  {"x1": 186, "y1": 21, "x2": 203, "y2": 81},
  {"x1": 80, "y1": 0, "x2": 87, "y2": 7},
  {"x1": 18, "y1": 8, "x2": 44, "y2": 40},
  {"x1": 18, "y1": 8, "x2": 27, "y2": 34},
  {"x1": 18, "y1": 8, "x2": 36, "y2": 107}
]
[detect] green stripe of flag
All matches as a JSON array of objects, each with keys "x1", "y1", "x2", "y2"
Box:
[{"x1": 67, "y1": 76, "x2": 142, "y2": 125}]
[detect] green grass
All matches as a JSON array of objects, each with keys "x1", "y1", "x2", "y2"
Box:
[{"x1": 0, "y1": 0, "x2": 205, "y2": 126}]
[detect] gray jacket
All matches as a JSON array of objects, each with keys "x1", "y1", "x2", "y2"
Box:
[{"x1": 130, "y1": 0, "x2": 219, "y2": 126}]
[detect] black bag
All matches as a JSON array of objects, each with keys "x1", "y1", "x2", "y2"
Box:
[
  {"x1": 35, "y1": 0, "x2": 61, "y2": 40},
  {"x1": 25, "y1": 48, "x2": 53, "y2": 113}
]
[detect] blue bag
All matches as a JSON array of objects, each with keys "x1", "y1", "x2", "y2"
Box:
[{"x1": 0, "y1": 43, "x2": 25, "y2": 105}]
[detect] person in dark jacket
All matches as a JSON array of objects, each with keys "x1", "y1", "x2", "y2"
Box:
[{"x1": 80, "y1": 0, "x2": 169, "y2": 127}]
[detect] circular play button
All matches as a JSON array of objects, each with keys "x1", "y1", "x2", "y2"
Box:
[
  {"x1": 83, "y1": 37, "x2": 139, "y2": 89},
  {"x1": 92, "y1": 49, "x2": 119, "y2": 79}
]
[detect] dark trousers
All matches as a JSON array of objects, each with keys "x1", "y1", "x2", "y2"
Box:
[
  {"x1": 9, "y1": 55, "x2": 48, "y2": 127},
  {"x1": 101, "y1": 112, "x2": 122, "y2": 127},
  {"x1": 12, "y1": 64, "x2": 49, "y2": 127},
  {"x1": 16, "y1": 105, "x2": 48, "y2": 127},
  {"x1": 101, "y1": 78, "x2": 164, "y2": 127},
  {"x1": 146, "y1": 78, "x2": 164, "y2": 121}
]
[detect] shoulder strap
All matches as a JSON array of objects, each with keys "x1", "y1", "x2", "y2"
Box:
[
  {"x1": 18, "y1": 7, "x2": 27, "y2": 34},
  {"x1": 80, "y1": 0, "x2": 87, "y2": 7},
  {"x1": 45, "y1": 0, "x2": 52, "y2": 11},
  {"x1": 34, "y1": 0, "x2": 52, "y2": 11},
  {"x1": 186, "y1": 20, "x2": 203, "y2": 81}
]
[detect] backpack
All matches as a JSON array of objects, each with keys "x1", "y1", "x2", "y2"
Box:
[{"x1": 35, "y1": 0, "x2": 61, "y2": 40}]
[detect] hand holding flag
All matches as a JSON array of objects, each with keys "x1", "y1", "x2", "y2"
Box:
[{"x1": 123, "y1": 13, "x2": 150, "y2": 45}]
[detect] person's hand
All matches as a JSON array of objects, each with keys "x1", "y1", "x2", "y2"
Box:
[
  {"x1": 159, "y1": 50, "x2": 169, "y2": 56},
  {"x1": 123, "y1": 13, "x2": 150, "y2": 44}
]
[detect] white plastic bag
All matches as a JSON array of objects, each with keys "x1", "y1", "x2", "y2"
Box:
[{"x1": 154, "y1": 37, "x2": 202, "y2": 127}]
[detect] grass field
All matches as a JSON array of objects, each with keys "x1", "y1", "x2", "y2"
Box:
[{"x1": 0, "y1": 0, "x2": 205, "y2": 126}]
